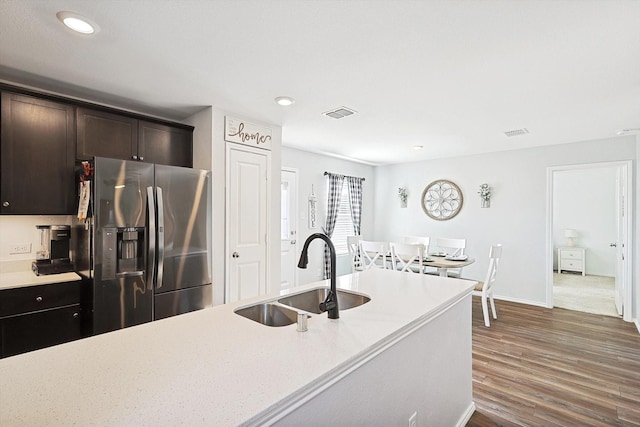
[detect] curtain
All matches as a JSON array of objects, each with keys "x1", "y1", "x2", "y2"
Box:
[
  {"x1": 323, "y1": 173, "x2": 345, "y2": 279},
  {"x1": 346, "y1": 176, "x2": 364, "y2": 235}
]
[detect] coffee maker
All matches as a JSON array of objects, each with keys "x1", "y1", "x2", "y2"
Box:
[{"x1": 32, "y1": 225, "x2": 75, "y2": 275}]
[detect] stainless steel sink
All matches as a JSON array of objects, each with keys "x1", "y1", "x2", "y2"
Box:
[
  {"x1": 234, "y1": 303, "x2": 299, "y2": 327},
  {"x1": 278, "y1": 288, "x2": 371, "y2": 314}
]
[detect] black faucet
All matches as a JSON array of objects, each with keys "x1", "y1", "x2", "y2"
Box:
[{"x1": 297, "y1": 233, "x2": 339, "y2": 319}]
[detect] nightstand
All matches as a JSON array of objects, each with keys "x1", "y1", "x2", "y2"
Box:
[{"x1": 558, "y1": 247, "x2": 586, "y2": 276}]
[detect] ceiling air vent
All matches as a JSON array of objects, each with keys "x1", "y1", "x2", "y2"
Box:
[
  {"x1": 323, "y1": 106, "x2": 357, "y2": 119},
  {"x1": 504, "y1": 128, "x2": 529, "y2": 137}
]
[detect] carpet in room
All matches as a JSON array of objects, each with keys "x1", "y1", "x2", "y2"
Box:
[{"x1": 553, "y1": 272, "x2": 619, "y2": 317}]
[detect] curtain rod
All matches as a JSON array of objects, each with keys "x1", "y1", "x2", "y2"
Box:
[{"x1": 324, "y1": 171, "x2": 365, "y2": 181}]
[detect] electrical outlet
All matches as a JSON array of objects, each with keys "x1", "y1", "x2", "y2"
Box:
[
  {"x1": 408, "y1": 411, "x2": 417, "y2": 427},
  {"x1": 9, "y1": 243, "x2": 31, "y2": 254}
]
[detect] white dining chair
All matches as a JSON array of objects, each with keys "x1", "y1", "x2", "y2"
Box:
[
  {"x1": 390, "y1": 242, "x2": 425, "y2": 274},
  {"x1": 470, "y1": 244, "x2": 502, "y2": 327},
  {"x1": 403, "y1": 235, "x2": 430, "y2": 249},
  {"x1": 429, "y1": 237, "x2": 467, "y2": 277},
  {"x1": 434, "y1": 237, "x2": 466, "y2": 257},
  {"x1": 403, "y1": 236, "x2": 433, "y2": 273},
  {"x1": 359, "y1": 240, "x2": 389, "y2": 270},
  {"x1": 347, "y1": 235, "x2": 363, "y2": 273}
]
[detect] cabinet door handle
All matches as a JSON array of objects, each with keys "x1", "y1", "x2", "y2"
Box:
[
  {"x1": 132, "y1": 155, "x2": 138, "y2": 160},
  {"x1": 35, "y1": 296, "x2": 43, "y2": 302},
  {"x1": 2, "y1": 201, "x2": 9, "y2": 207},
  {"x1": 610, "y1": 243, "x2": 617, "y2": 247},
  {"x1": 73, "y1": 312, "x2": 79, "y2": 319},
  {"x1": 139, "y1": 156, "x2": 144, "y2": 161},
  {"x1": 232, "y1": 252, "x2": 239, "y2": 258}
]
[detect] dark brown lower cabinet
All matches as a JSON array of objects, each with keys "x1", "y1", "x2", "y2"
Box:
[
  {"x1": 1, "y1": 305, "x2": 83, "y2": 358},
  {"x1": 0, "y1": 280, "x2": 86, "y2": 358}
]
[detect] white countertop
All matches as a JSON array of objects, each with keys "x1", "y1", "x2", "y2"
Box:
[
  {"x1": 0, "y1": 260, "x2": 82, "y2": 290},
  {"x1": 0, "y1": 269, "x2": 474, "y2": 426}
]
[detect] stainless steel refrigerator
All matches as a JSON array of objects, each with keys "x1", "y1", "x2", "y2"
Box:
[{"x1": 74, "y1": 157, "x2": 212, "y2": 335}]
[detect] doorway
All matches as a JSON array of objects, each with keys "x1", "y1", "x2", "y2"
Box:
[
  {"x1": 280, "y1": 168, "x2": 298, "y2": 290},
  {"x1": 226, "y1": 144, "x2": 270, "y2": 303},
  {"x1": 546, "y1": 161, "x2": 632, "y2": 321}
]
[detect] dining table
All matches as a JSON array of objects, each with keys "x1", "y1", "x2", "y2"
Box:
[{"x1": 422, "y1": 255, "x2": 475, "y2": 277}]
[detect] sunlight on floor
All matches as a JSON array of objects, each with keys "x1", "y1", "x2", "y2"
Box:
[{"x1": 553, "y1": 272, "x2": 619, "y2": 317}]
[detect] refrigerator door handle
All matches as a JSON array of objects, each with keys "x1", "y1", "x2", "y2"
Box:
[
  {"x1": 147, "y1": 186, "x2": 156, "y2": 289},
  {"x1": 156, "y1": 187, "x2": 165, "y2": 289}
]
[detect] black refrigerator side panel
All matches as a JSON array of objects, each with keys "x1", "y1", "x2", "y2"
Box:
[
  {"x1": 154, "y1": 165, "x2": 211, "y2": 293},
  {"x1": 153, "y1": 164, "x2": 211, "y2": 320},
  {"x1": 154, "y1": 284, "x2": 213, "y2": 320},
  {"x1": 92, "y1": 157, "x2": 155, "y2": 335}
]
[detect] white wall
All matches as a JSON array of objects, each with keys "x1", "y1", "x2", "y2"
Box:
[
  {"x1": 184, "y1": 106, "x2": 213, "y2": 171},
  {"x1": 187, "y1": 107, "x2": 282, "y2": 305},
  {"x1": 636, "y1": 136, "x2": 640, "y2": 329},
  {"x1": 207, "y1": 109, "x2": 282, "y2": 305},
  {"x1": 372, "y1": 136, "x2": 637, "y2": 307},
  {"x1": 281, "y1": 147, "x2": 375, "y2": 285},
  {"x1": 0, "y1": 215, "x2": 73, "y2": 262},
  {"x1": 553, "y1": 167, "x2": 617, "y2": 276}
]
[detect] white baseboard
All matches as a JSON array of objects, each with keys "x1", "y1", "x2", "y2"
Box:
[
  {"x1": 491, "y1": 294, "x2": 548, "y2": 308},
  {"x1": 457, "y1": 402, "x2": 476, "y2": 427},
  {"x1": 635, "y1": 319, "x2": 640, "y2": 335}
]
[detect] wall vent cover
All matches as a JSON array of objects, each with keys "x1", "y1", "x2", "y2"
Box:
[
  {"x1": 323, "y1": 106, "x2": 357, "y2": 119},
  {"x1": 504, "y1": 128, "x2": 529, "y2": 137}
]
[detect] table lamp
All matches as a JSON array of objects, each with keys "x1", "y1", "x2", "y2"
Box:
[{"x1": 564, "y1": 229, "x2": 578, "y2": 247}]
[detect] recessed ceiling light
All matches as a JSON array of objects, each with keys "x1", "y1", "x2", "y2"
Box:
[
  {"x1": 275, "y1": 96, "x2": 295, "y2": 106},
  {"x1": 56, "y1": 11, "x2": 98, "y2": 35},
  {"x1": 412, "y1": 145, "x2": 424, "y2": 150}
]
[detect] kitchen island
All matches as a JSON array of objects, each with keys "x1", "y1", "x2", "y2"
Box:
[{"x1": 0, "y1": 268, "x2": 475, "y2": 426}]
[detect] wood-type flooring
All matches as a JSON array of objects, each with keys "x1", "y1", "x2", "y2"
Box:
[{"x1": 466, "y1": 298, "x2": 640, "y2": 427}]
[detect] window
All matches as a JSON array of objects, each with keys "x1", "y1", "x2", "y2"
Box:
[{"x1": 331, "y1": 181, "x2": 355, "y2": 255}]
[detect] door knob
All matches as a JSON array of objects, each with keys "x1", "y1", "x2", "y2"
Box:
[
  {"x1": 232, "y1": 252, "x2": 239, "y2": 258},
  {"x1": 610, "y1": 243, "x2": 617, "y2": 247},
  {"x1": 291, "y1": 240, "x2": 296, "y2": 245},
  {"x1": 2, "y1": 201, "x2": 9, "y2": 207}
]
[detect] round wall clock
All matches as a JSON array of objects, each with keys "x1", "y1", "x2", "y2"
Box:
[{"x1": 421, "y1": 179, "x2": 463, "y2": 220}]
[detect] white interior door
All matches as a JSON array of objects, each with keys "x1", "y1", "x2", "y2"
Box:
[
  {"x1": 227, "y1": 146, "x2": 269, "y2": 303},
  {"x1": 280, "y1": 168, "x2": 298, "y2": 290},
  {"x1": 614, "y1": 166, "x2": 627, "y2": 316}
]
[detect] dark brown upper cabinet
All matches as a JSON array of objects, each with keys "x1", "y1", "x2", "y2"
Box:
[
  {"x1": 77, "y1": 108, "x2": 193, "y2": 167},
  {"x1": 138, "y1": 120, "x2": 193, "y2": 168},
  {"x1": 76, "y1": 107, "x2": 138, "y2": 162},
  {"x1": 1, "y1": 92, "x2": 76, "y2": 215}
]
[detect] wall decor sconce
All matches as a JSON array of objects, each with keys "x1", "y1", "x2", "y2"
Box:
[
  {"x1": 308, "y1": 185, "x2": 318, "y2": 228},
  {"x1": 478, "y1": 183, "x2": 491, "y2": 208},
  {"x1": 398, "y1": 187, "x2": 408, "y2": 208}
]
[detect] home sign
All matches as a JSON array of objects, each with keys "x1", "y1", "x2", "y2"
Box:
[{"x1": 225, "y1": 116, "x2": 273, "y2": 150}]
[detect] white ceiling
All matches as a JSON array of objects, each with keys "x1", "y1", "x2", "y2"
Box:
[{"x1": 1, "y1": 0, "x2": 639, "y2": 165}]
